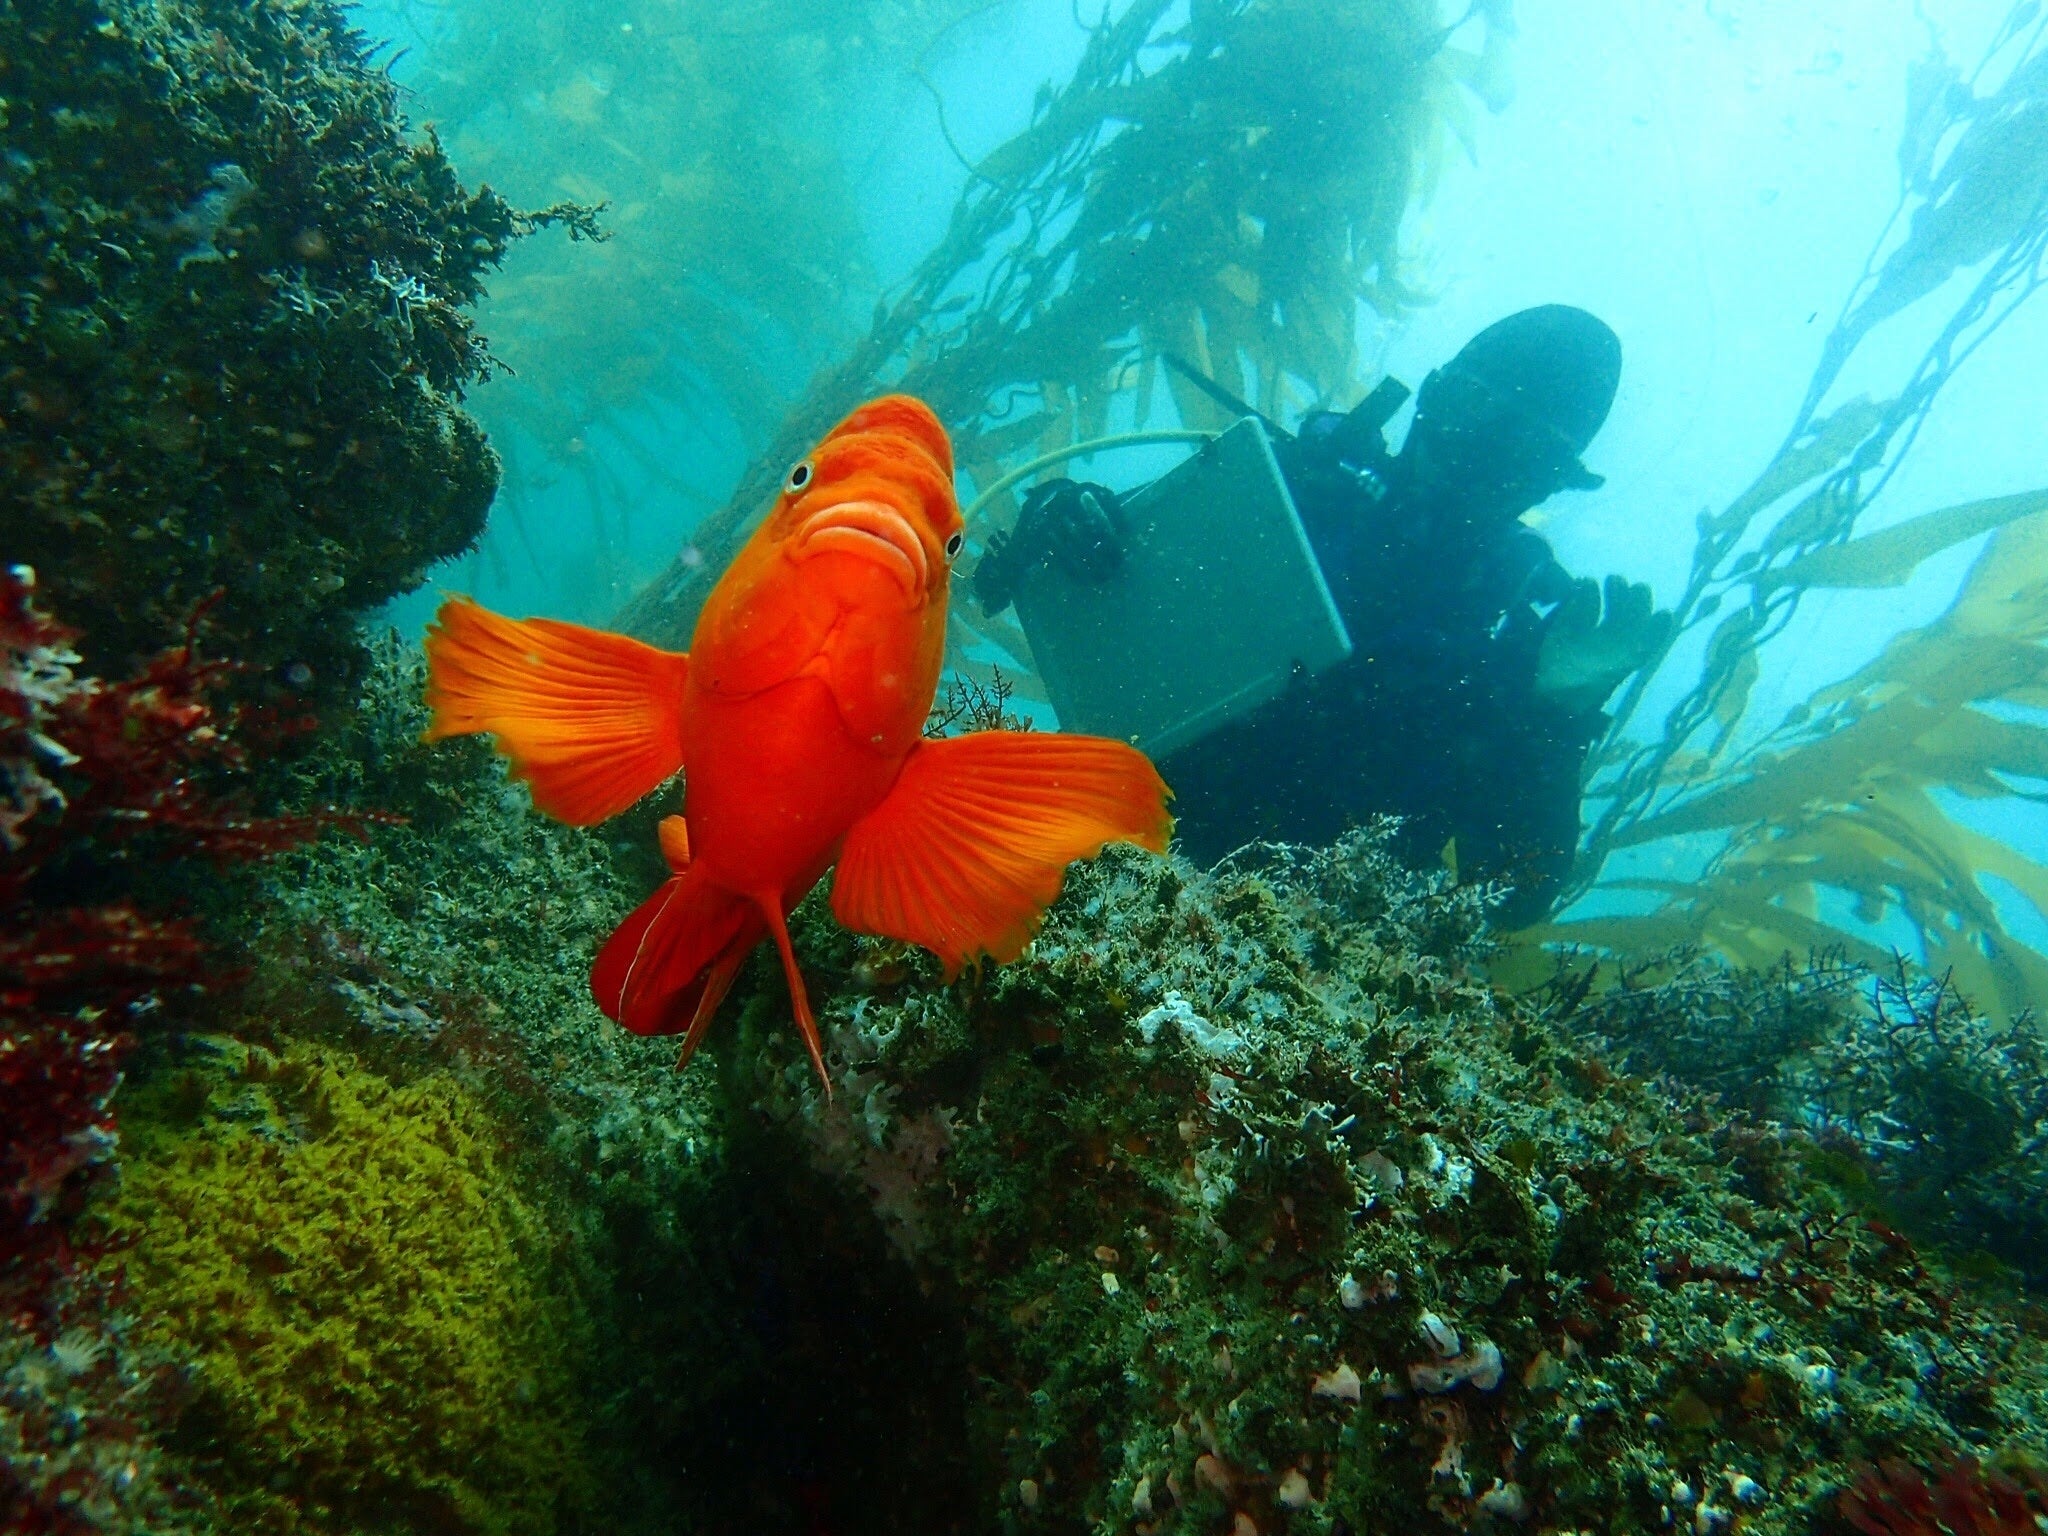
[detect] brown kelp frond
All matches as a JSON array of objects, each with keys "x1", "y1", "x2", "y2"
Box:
[
  {"x1": 615, "y1": 0, "x2": 1499, "y2": 676},
  {"x1": 1544, "y1": 5, "x2": 2048, "y2": 1017},
  {"x1": 1545, "y1": 501, "x2": 2048, "y2": 1022}
]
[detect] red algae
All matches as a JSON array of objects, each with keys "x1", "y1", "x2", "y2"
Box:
[
  {"x1": 1838, "y1": 1456, "x2": 2048, "y2": 1536},
  {"x1": 1, "y1": 567, "x2": 351, "y2": 1288}
]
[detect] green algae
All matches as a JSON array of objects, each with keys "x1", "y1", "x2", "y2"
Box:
[{"x1": 99, "y1": 1039, "x2": 596, "y2": 1535}]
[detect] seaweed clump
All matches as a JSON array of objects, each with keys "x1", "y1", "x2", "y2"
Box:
[
  {"x1": 1, "y1": 569, "x2": 342, "y2": 1293},
  {"x1": 0, "y1": 0, "x2": 592, "y2": 696},
  {"x1": 95, "y1": 1038, "x2": 596, "y2": 1536},
  {"x1": 1, "y1": 564, "x2": 348, "y2": 1535},
  {"x1": 693, "y1": 825, "x2": 2048, "y2": 1533},
  {"x1": 1559, "y1": 951, "x2": 2048, "y2": 1290}
]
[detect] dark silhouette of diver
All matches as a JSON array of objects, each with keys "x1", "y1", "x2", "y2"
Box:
[{"x1": 975, "y1": 305, "x2": 1669, "y2": 925}]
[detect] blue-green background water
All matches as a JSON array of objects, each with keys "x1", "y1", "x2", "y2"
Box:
[
  {"x1": 367, "y1": 0, "x2": 2048, "y2": 630},
  {"x1": 359, "y1": 0, "x2": 2048, "y2": 950}
]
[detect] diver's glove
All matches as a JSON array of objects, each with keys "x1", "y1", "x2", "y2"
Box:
[
  {"x1": 973, "y1": 479, "x2": 1125, "y2": 616},
  {"x1": 1534, "y1": 574, "x2": 1673, "y2": 715}
]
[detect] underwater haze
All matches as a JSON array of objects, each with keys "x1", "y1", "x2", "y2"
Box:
[{"x1": 8, "y1": 1, "x2": 2048, "y2": 1533}]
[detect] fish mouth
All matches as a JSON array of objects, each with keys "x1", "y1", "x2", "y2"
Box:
[{"x1": 793, "y1": 500, "x2": 930, "y2": 594}]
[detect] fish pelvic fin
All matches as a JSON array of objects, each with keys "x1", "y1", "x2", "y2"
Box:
[
  {"x1": 423, "y1": 595, "x2": 690, "y2": 825},
  {"x1": 831, "y1": 731, "x2": 1173, "y2": 977},
  {"x1": 757, "y1": 896, "x2": 831, "y2": 1097},
  {"x1": 591, "y1": 866, "x2": 762, "y2": 1046},
  {"x1": 657, "y1": 815, "x2": 693, "y2": 872},
  {"x1": 674, "y1": 946, "x2": 747, "y2": 1073}
]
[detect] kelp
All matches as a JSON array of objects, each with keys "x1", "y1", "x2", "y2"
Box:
[
  {"x1": 391, "y1": 0, "x2": 989, "y2": 610},
  {"x1": 1539, "y1": 3, "x2": 2048, "y2": 1020},
  {"x1": 614, "y1": 0, "x2": 1502, "y2": 685}
]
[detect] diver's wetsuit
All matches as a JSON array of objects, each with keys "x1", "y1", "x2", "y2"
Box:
[
  {"x1": 981, "y1": 307, "x2": 1640, "y2": 925},
  {"x1": 1160, "y1": 448, "x2": 1608, "y2": 927}
]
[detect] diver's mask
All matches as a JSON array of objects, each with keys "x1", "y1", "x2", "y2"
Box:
[{"x1": 1407, "y1": 365, "x2": 1607, "y2": 510}]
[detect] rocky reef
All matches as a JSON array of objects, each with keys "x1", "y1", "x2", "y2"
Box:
[
  {"x1": 159, "y1": 640, "x2": 2048, "y2": 1533},
  {"x1": 728, "y1": 833, "x2": 2048, "y2": 1534},
  {"x1": 5, "y1": 4, "x2": 2047, "y2": 1528},
  {"x1": 9, "y1": 620, "x2": 2048, "y2": 1533},
  {"x1": 1, "y1": 0, "x2": 593, "y2": 700}
]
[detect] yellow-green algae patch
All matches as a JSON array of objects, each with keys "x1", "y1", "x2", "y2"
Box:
[{"x1": 97, "y1": 1040, "x2": 595, "y2": 1535}]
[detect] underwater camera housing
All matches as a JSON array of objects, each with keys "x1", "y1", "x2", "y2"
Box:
[{"x1": 1013, "y1": 417, "x2": 1353, "y2": 758}]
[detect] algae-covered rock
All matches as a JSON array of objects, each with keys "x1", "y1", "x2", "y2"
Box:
[
  {"x1": 141, "y1": 640, "x2": 2046, "y2": 1533},
  {"x1": 1564, "y1": 950, "x2": 2048, "y2": 1289},
  {"x1": 709, "y1": 829, "x2": 2048, "y2": 1533},
  {"x1": 0, "y1": 1267, "x2": 206, "y2": 1534},
  {"x1": 249, "y1": 639, "x2": 974, "y2": 1535},
  {"x1": 256, "y1": 636, "x2": 700, "y2": 1179},
  {"x1": 98, "y1": 1040, "x2": 596, "y2": 1535},
  {"x1": 0, "y1": 0, "x2": 586, "y2": 695}
]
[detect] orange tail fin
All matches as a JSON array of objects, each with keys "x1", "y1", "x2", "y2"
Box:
[
  {"x1": 591, "y1": 866, "x2": 763, "y2": 1040},
  {"x1": 831, "y1": 730, "x2": 1172, "y2": 976},
  {"x1": 424, "y1": 596, "x2": 690, "y2": 825}
]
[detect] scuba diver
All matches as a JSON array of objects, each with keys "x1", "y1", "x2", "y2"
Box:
[{"x1": 973, "y1": 305, "x2": 1670, "y2": 925}]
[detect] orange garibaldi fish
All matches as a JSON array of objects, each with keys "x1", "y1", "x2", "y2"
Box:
[{"x1": 422, "y1": 394, "x2": 1172, "y2": 1088}]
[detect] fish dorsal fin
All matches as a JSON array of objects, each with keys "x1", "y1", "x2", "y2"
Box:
[
  {"x1": 832, "y1": 731, "x2": 1173, "y2": 976},
  {"x1": 424, "y1": 597, "x2": 690, "y2": 825}
]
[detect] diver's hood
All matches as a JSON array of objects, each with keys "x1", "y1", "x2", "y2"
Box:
[{"x1": 1449, "y1": 305, "x2": 1623, "y2": 455}]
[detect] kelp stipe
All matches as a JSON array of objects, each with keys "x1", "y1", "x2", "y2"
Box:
[{"x1": 1537, "y1": 2, "x2": 2048, "y2": 1019}]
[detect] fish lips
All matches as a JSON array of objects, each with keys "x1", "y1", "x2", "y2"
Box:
[{"x1": 792, "y1": 500, "x2": 934, "y2": 597}]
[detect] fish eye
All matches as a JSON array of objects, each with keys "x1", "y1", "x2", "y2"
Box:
[
  {"x1": 944, "y1": 530, "x2": 965, "y2": 561},
  {"x1": 784, "y1": 459, "x2": 814, "y2": 494}
]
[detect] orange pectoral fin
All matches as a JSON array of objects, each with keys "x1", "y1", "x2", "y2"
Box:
[
  {"x1": 424, "y1": 596, "x2": 691, "y2": 825},
  {"x1": 831, "y1": 731, "x2": 1173, "y2": 976}
]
